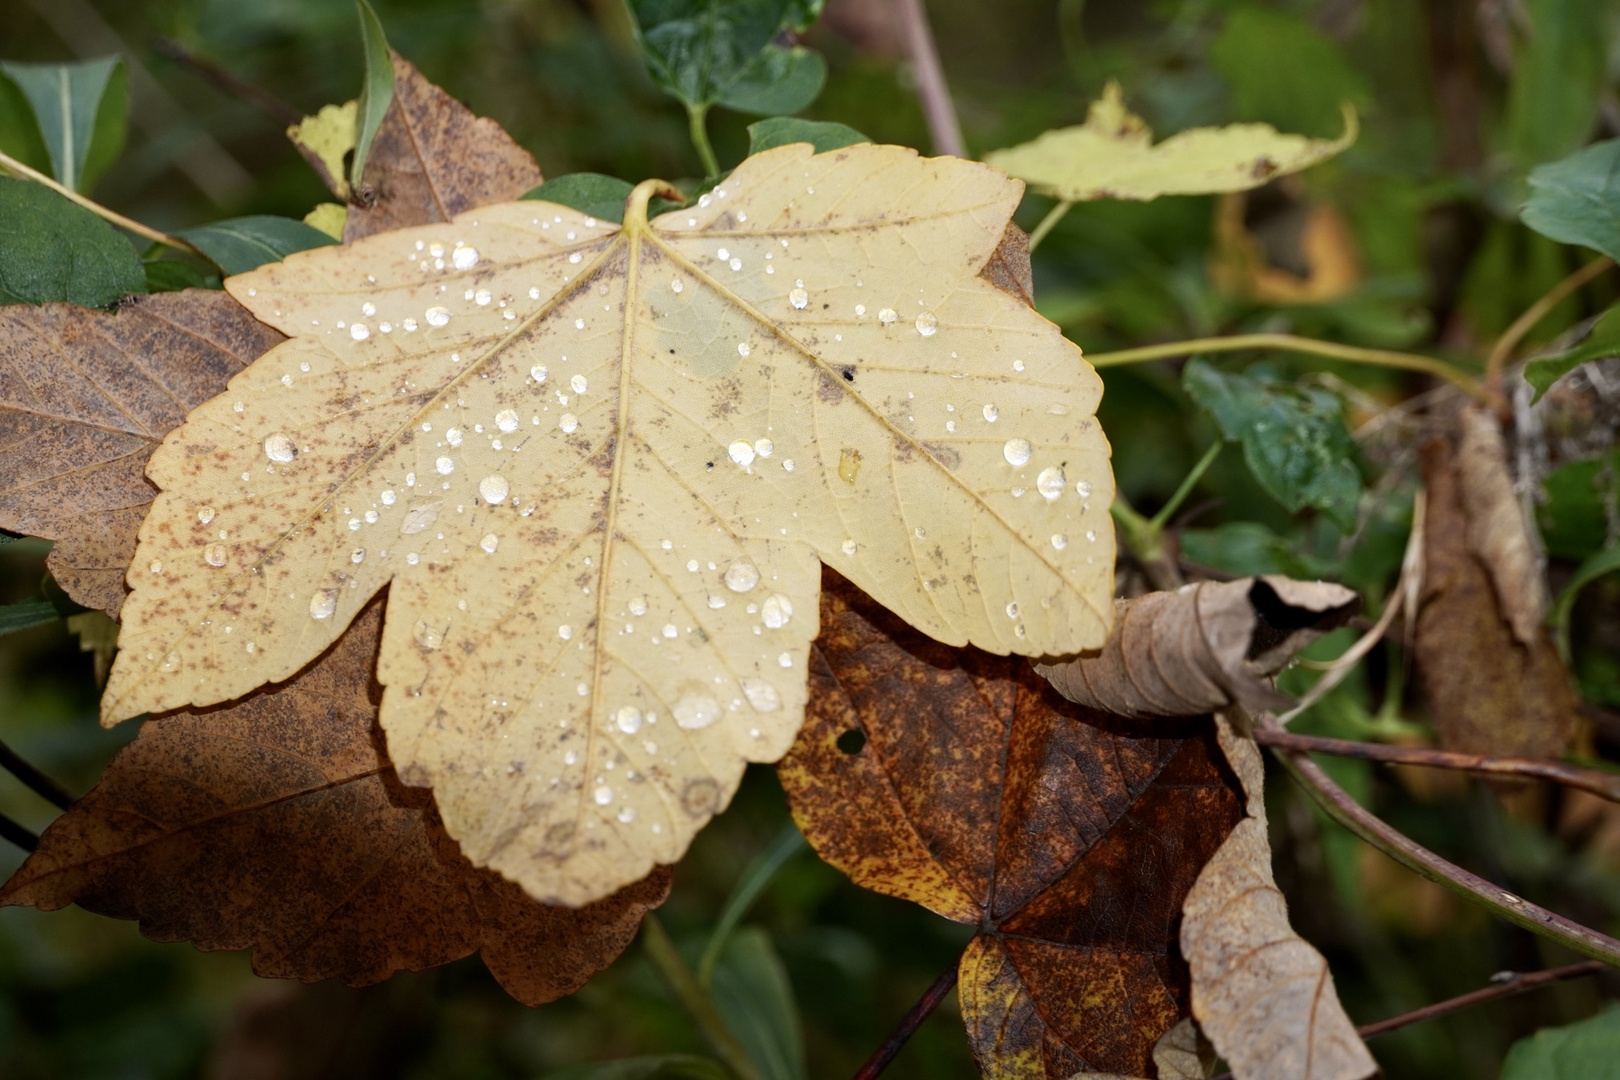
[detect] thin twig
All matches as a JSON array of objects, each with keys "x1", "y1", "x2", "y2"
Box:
[
  {"x1": 641, "y1": 914, "x2": 768, "y2": 1080},
  {"x1": 0, "y1": 148, "x2": 204, "y2": 257},
  {"x1": 1254, "y1": 729, "x2": 1620, "y2": 803},
  {"x1": 1084, "y1": 333, "x2": 1487, "y2": 401},
  {"x1": 852, "y1": 954, "x2": 961, "y2": 1080},
  {"x1": 0, "y1": 812, "x2": 38, "y2": 852},
  {"x1": 151, "y1": 37, "x2": 303, "y2": 126},
  {"x1": 0, "y1": 740, "x2": 73, "y2": 811},
  {"x1": 1484, "y1": 255, "x2": 1613, "y2": 404},
  {"x1": 1027, "y1": 199, "x2": 1073, "y2": 252},
  {"x1": 893, "y1": 0, "x2": 966, "y2": 157},
  {"x1": 1258, "y1": 712, "x2": 1620, "y2": 966}
]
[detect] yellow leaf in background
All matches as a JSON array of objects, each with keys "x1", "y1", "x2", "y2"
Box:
[
  {"x1": 287, "y1": 100, "x2": 358, "y2": 200},
  {"x1": 985, "y1": 81, "x2": 1357, "y2": 203},
  {"x1": 303, "y1": 202, "x2": 349, "y2": 240},
  {"x1": 100, "y1": 142, "x2": 1115, "y2": 906}
]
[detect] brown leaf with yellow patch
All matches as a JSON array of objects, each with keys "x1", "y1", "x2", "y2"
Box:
[
  {"x1": 0, "y1": 291, "x2": 284, "y2": 616},
  {"x1": 0, "y1": 598, "x2": 669, "y2": 1003},
  {"x1": 778, "y1": 573, "x2": 1244, "y2": 1078},
  {"x1": 344, "y1": 52, "x2": 544, "y2": 242}
]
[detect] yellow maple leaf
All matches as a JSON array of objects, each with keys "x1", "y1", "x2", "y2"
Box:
[{"x1": 101, "y1": 143, "x2": 1115, "y2": 905}]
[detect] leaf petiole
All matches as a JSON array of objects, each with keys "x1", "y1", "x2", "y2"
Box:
[
  {"x1": 1148, "y1": 439, "x2": 1222, "y2": 533},
  {"x1": 642, "y1": 914, "x2": 769, "y2": 1080},
  {"x1": 688, "y1": 103, "x2": 721, "y2": 179},
  {"x1": 1026, "y1": 198, "x2": 1073, "y2": 252}
]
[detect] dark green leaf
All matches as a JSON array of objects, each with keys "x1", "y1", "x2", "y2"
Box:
[
  {"x1": 351, "y1": 0, "x2": 396, "y2": 190},
  {"x1": 0, "y1": 71, "x2": 52, "y2": 177},
  {"x1": 1503, "y1": 0, "x2": 1610, "y2": 169},
  {"x1": 0, "y1": 595, "x2": 84, "y2": 636},
  {"x1": 0, "y1": 177, "x2": 145, "y2": 307},
  {"x1": 1525, "y1": 305, "x2": 1620, "y2": 402},
  {"x1": 544, "y1": 1056, "x2": 730, "y2": 1080},
  {"x1": 709, "y1": 927, "x2": 804, "y2": 1080},
  {"x1": 1178, "y1": 522, "x2": 1327, "y2": 579},
  {"x1": 1183, "y1": 358, "x2": 1362, "y2": 531},
  {"x1": 1502, "y1": 1002, "x2": 1620, "y2": 1079},
  {"x1": 1539, "y1": 450, "x2": 1620, "y2": 561},
  {"x1": 175, "y1": 215, "x2": 338, "y2": 276},
  {"x1": 697, "y1": 824, "x2": 805, "y2": 984},
  {"x1": 0, "y1": 57, "x2": 128, "y2": 192},
  {"x1": 1522, "y1": 139, "x2": 1620, "y2": 262},
  {"x1": 1551, "y1": 543, "x2": 1620, "y2": 661},
  {"x1": 747, "y1": 117, "x2": 868, "y2": 156},
  {"x1": 717, "y1": 47, "x2": 825, "y2": 116},
  {"x1": 626, "y1": 0, "x2": 827, "y2": 113},
  {"x1": 524, "y1": 174, "x2": 647, "y2": 224},
  {"x1": 143, "y1": 258, "x2": 221, "y2": 294}
]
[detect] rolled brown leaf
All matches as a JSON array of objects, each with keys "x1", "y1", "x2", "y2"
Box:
[
  {"x1": 1037, "y1": 576, "x2": 1360, "y2": 718},
  {"x1": 1456, "y1": 407, "x2": 1544, "y2": 647}
]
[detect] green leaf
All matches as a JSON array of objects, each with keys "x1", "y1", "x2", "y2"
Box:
[
  {"x1": 544, "y1": 1056, "x2": 730, "y2": 1080},
  {"x1": 350, "y1": 0, "x2": 396, "y2": 190},
  {"x1": 174, "y1": 215, "x2": 339, "y2": 276},
  {"x1": 0, "y1": 177, "x2": 145, "y2": 307},
  {"x1": 143, "y1": 258, "x2": 221, "y2": 294},
  {"x1": 1503, "y1": 0, "x2": 1611, "y2": 169},
  {"x1": 1178, "y1": 522, "x2": 1326, "y2": 579},
  {"x1": 1551, "y1": 543, "x2": 1620, "y2": 662},
  {"x1": 1502, "y1": 1002, "x2": 1620, "y2": 1079},
  {"x1": 747, "y1": 117, "x2": 868, "y2": 156},
  {"x1": 626, "y1": 0, "x2": 827, "y2": 113},
  {"x1": 0, "y1": 71, "x2": 52, "y2": 177},
  {"x1": 1540, "y1": 450, "x2": 1620, "y2": 561},
  {"x1": 0, "y1": 57, "x2": 129, "y2": 192},
  {"x1": 1522, "y1": 139, "x2": 1620, "y2": 262},
  {"x1": 697, "y1": 824, "x2": 806, "y2": 984},
  {"x1": 523, "y1": 174, "x2": 637, "y2": 223},
  {"x1": 1525, "y1": 305, "x2": 1620, "y2": 402},
  {"x1": 1183, "y1": 359, "x2": 1362, "y2": 531},
  {"x1": 709, "y1": 928, "x2": 805, "y2": 1080},
  {"x1": 0, "y1": 595, "x2": 85, "y2": 636}
]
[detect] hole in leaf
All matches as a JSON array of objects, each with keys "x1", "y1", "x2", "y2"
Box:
[{"x1": 836, "y1": 729, "x2": 867, "y2": 755}]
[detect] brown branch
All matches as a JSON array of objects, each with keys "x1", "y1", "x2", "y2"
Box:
[
  {"x1": 1253, "y1": 729, "x2": 1620, "y2": 803},
  {"x1": 892, "y1": 0, "x2": 966, "y2": 158},
  {"x1": 852, "y1": 953, "x2": 961, "y2": 1080},
  {"x1": 0, "y1": 738, "x2": 74, "y2": 811},
  {"x1": 151, "y1": 37, "x2": 303, "y2": 127}
]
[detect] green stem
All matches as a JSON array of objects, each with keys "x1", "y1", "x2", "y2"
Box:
[
  {"x1": 1026, "y1": 199, "x2": 1073, "y2": 252},
  {"x1": 1110, "y1": 494, "x2": 1183, "y2": 591},
  {"x1": 642, "y1": 914, "x2": 768, "y2": 1080},
  {"x1": 1148, "y1": 440, "x2": 1222, "y2": 533},
  {"x1": 688, "y1": 103, "x2": 721, "y2": 179},
  {"x1": 1085, "y1": 333, "x2": 1487, "y2": 401},
  {"x1": 698, "y1": 825, "x2": 806, "y2": 987}
]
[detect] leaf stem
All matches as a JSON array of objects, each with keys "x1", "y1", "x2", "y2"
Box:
[
  {"x1": 687, "y1": 104, "x2": 721, "y2": 179},
  {"x1": 641, "y1": 913, "x2": 768, "y2": 1080},
  {"x1": 0, "y1": 147, "x2": 204, "y2": 257},
  {"x1": 697, "y1": 824, "x2": 806, "y2": 986},
  {"x1": 0, "y1": 811, "x2": 38, "y2": 852},
  {"x1": 1110, "y1": 495, "x2": 1184, "y2": 591},
  {"x1": 1026, "y1": 199, "x2": 1073, "y2": 253},
  {"x1": 1148, "y1": 440, "x2": 1223, "y2": 533},
  {"x1": 1257, "y1": 712, "x2": 1620, "y2": 967},
  {"x1": 1084, "y1": 333, "x2": 1488, "y2": 401},
  {"x1": 851, "y1": 953, "x2": 961, "y2": 1080},
  {"x1": 893, "y1": 0, "x2": 966, "y2": 158},
  {"x1": 0, "y1": 739, "x2": 73, "y2": 811},
  {"x1": 1484, "y1": 255, "x2": 1614, "y2": 403}
]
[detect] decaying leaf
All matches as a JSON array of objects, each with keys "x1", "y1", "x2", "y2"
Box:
[
  {"x1": 1456, "y1": 406, "x2": 1544, "y2": 645},
  {"x1": 287, "y1": 100, "x2": 359, "y2": 200},
  {"x1": 1416, "y1": 431, "x2": 1580, "y2": 758},
  {"x1": 344, "y1": 52, "x2": 544, "y2": 242},
  {"x1": 983, "y1": 81, "x2": 1356, "y2": 203},
  {"x1": 0, "y1": 599, "x2": 670, "y2": 1003},
  {"x1": 1037, "y1": 575, "x2": 1360, "y2": 717},
  {"x1": 1181, "y1": 714, "x2": 1376, "y2": 1080},
  {"x1": 1151, "y1": 1019, "x2": 1215, "y2": 1080},
  {"x1": 99, "y1": 141, "x2": 1115, "y2": 907},
  {"x1": 778, "y1": 574, "x2": 1243, "y2": 1079},
  {"x1": 0, "y1": 290, "x2": 284, "y2": 616}
]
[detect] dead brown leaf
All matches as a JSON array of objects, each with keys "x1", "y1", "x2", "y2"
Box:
[
  {"x1": 1181, "y1": 713, "x2": 1376, "y2": 1080},
  {"x1": 1456, "y1": 406, "x2": 1544, "y2": 645},
  {"x1": 344, "y1": 52, "x2": 543, "y2": 242},
  {"x1": 1416, "y1": 431, "x2": 1579, "y2": 758},
  {"x1": 779, "y1": 572, "x2": 1244, "y2": 1078},
  {"x1": 0, "y1": 598, "x2": 669, "y2": 1003},
  {"x1": 1037, "y1": 576, "x2": 1360, "y2": 718},
  {"x1": 0, "y1": 290, "x2": 284, "y2": 616}
]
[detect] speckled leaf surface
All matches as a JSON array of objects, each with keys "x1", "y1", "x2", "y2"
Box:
[{"x1": 100, "y1": 141, "x2": 1113, "y2": 906}]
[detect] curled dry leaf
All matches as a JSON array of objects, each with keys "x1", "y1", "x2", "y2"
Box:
[
  {"x1": 0, "y1": 599, "x2": 670, "y2": 1003},
  {"x1": 1417, "y1": 432, "x2": 1580, "y2": 758},
  {"x1": 0, "y1": 290, "x2": 284, "y2": 616},
  {"x1": 984, "y1": 81, "x2": 1356, "y2": 203},
  {"x1": 1151, "y1": 1019, "x2": 1215, "y2": 1080},
  {"x1": 1037, "y1": 576, "x2": 1360, "y2": 718},
  {"x1": 1181, "y1": 714, "x2": 1376, "y2": 1080},
  {"x1": 344, "y1": 52, "x2": 544, "y2": 242},
  {"x1": 1456, "y1": 406, "x2": 1544, "y2": 646},
  {"x1": 99, "y1": 142, "x2": 1114, "y2": 907},
  {"x1": 778, "y1": 574, "x2": 1243, "y2": 1079}
]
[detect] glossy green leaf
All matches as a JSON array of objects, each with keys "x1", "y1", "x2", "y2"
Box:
[
  {"x1": 1525, "y1": 305, "x2": 1620, "y2": 402},
  {"x1": 174, "y1": 216, "x2": 339, "y2": 276},
  {"x1": 544, "y1": 1056, "x2": 730, "y2": 1080},
  {"x1": 1503, "y1": 0, "x2": 1610, "y2": 169},
  {"x1": 1184, "y1": 359, "x2": 1362, "y2": 531},
  {"x1": 626, "y1": 0, "x2": 827, "y2": 113},
  {"x1": 747, "y1": 117, "x2": 868, "y2": 156},
  {"x1": 0, "y1": 177, "x2": 145, "y2": 307},
  {"x1": 709, "y1": 928, "x2": 805, "y2": 1080},
  {"x1": 350, "y1": 0, "x2": 396, "y2": 190},
  {"x1": 1522, "y1": 139, "x2": 1620, "y2": 262},
  {"x1": 0, "y1": 57, "x2": 128, "y2": 192},
  {"x1": 1502, "y1": 1002, "x2": 1620, "y2": 1079}
]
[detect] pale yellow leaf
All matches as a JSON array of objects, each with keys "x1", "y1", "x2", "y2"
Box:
[
  {"x1": 304, "y1": 202, "x2": 349, "y2": 240},
  {"x1": 287, "y1": 100, "x2": 358, "y2": 200},
  {"x1": 100, "y1": 143, "x2": 1115, "y2": 906},
  {"x1": 984, "y1": 81, "x2": 1357, "y2": 203}
]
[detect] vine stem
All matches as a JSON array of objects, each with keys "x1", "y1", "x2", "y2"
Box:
[
  {"x1": 0, "y1": 147, "x2": 203, "y2": 257},
  {"x1": 852, "y1": 953, "x2": 961, "y2": 1080},
  {"x1": 894, "y1": 0, "x2": 966, "y2": 158},
  {"x1": 1026, "y1": 199, "x2": 1074, "y2": 252},
  {"x1": 1084, "y1": 333, "x2": 1487, "y2": 401},
  {"x1": 1484, "y1": 254, "x2": 1614, "y2": 403},
  {"x1": 641, "y1": 913, "x2": 769, "y2": 1080},
  {"x1": 1256, "y1": 711, "x2": 1620, "y2": 966}
]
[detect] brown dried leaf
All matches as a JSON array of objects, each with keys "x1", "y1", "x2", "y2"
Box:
[
  {"x1": 0, "y1": 291, "x2": 284, "y2": 616},
  {"x1": 1181, "y1": 714, "x2": 1376, "y2": 1080},
  {"x1": 0, "y1": 598, "x2": 669, "y2": 1002},
  {"x1": 344, "y1": 52, "x2": 543, "y2": 242},
  {"x1": 779, "y1": 573, "x2": 1244, "y2": 1078},
  {"x1": 1456, "y1": 406, "x2": 1544, "y2": 645},
  {"x1": 1151, "y1": 1019, "x2": 1215, "y2": 1080},
  {"x1": 1037, "y1": 576, "x2": 1360, "y2": 718},
  {"x1": 1417, "y1": 433, "x2": 1579, "y2": 758}
]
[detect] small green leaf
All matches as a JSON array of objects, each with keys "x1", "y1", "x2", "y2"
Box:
[
  {"x1": 175, "y1": 216, "x2": 339, "y2": 276},
  {"x1": 1183, "y1": 358, "x2": 1362, "y2": 531},
  {"x1": 1525, "y1": 305, "x2": 1620, "y2": 402},
  {"x1": 523, "y1": 174, "x2": 636, "y2": 223},
  {"x1": 0, "y1": 596, "x2": 85, "y2": 636},
  {"x1": 709, "y1": 928, "x2": 805, "y2": 1080},
  {"x1": 143, "y1": 257, "x2": 221, "y2": 294},
  {"x1": 0, "y1": 57, "x2": 129, "y2": 192},
  {"x1": 1179, "y1": 522, "x2": 1327, "y2": 579},
  {"x1": 1502, "y1": 1002, "x2": 1620, "y2": 1079},
  {"x1": 626, "y1": 0, "x2": 827, "y2": 114},
  {"x1": 747, "y1": 117, "x2": 868, "y2": 156},
  {"x1": 1522, "y1": 139, "x2": 1620, "y2": 263},
  {"x1": 0, "y1": 177, "x2": 145, "y2": 307},
  {"x1": 698, "y1": 823, "x2": 805, "y2": 984},
  {"x1": 544, "y1": 1056, "x2": 730, "y2": 1080},
  {"x1": 350, "y1": 0, "x2": 396, "y2": 190},
  {"x1": 717, "y1": 47, "x2": 826, "y2": 116},
  {"x1": 1551, "y1": 543, "x2": 1620, "y2": 662}
]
